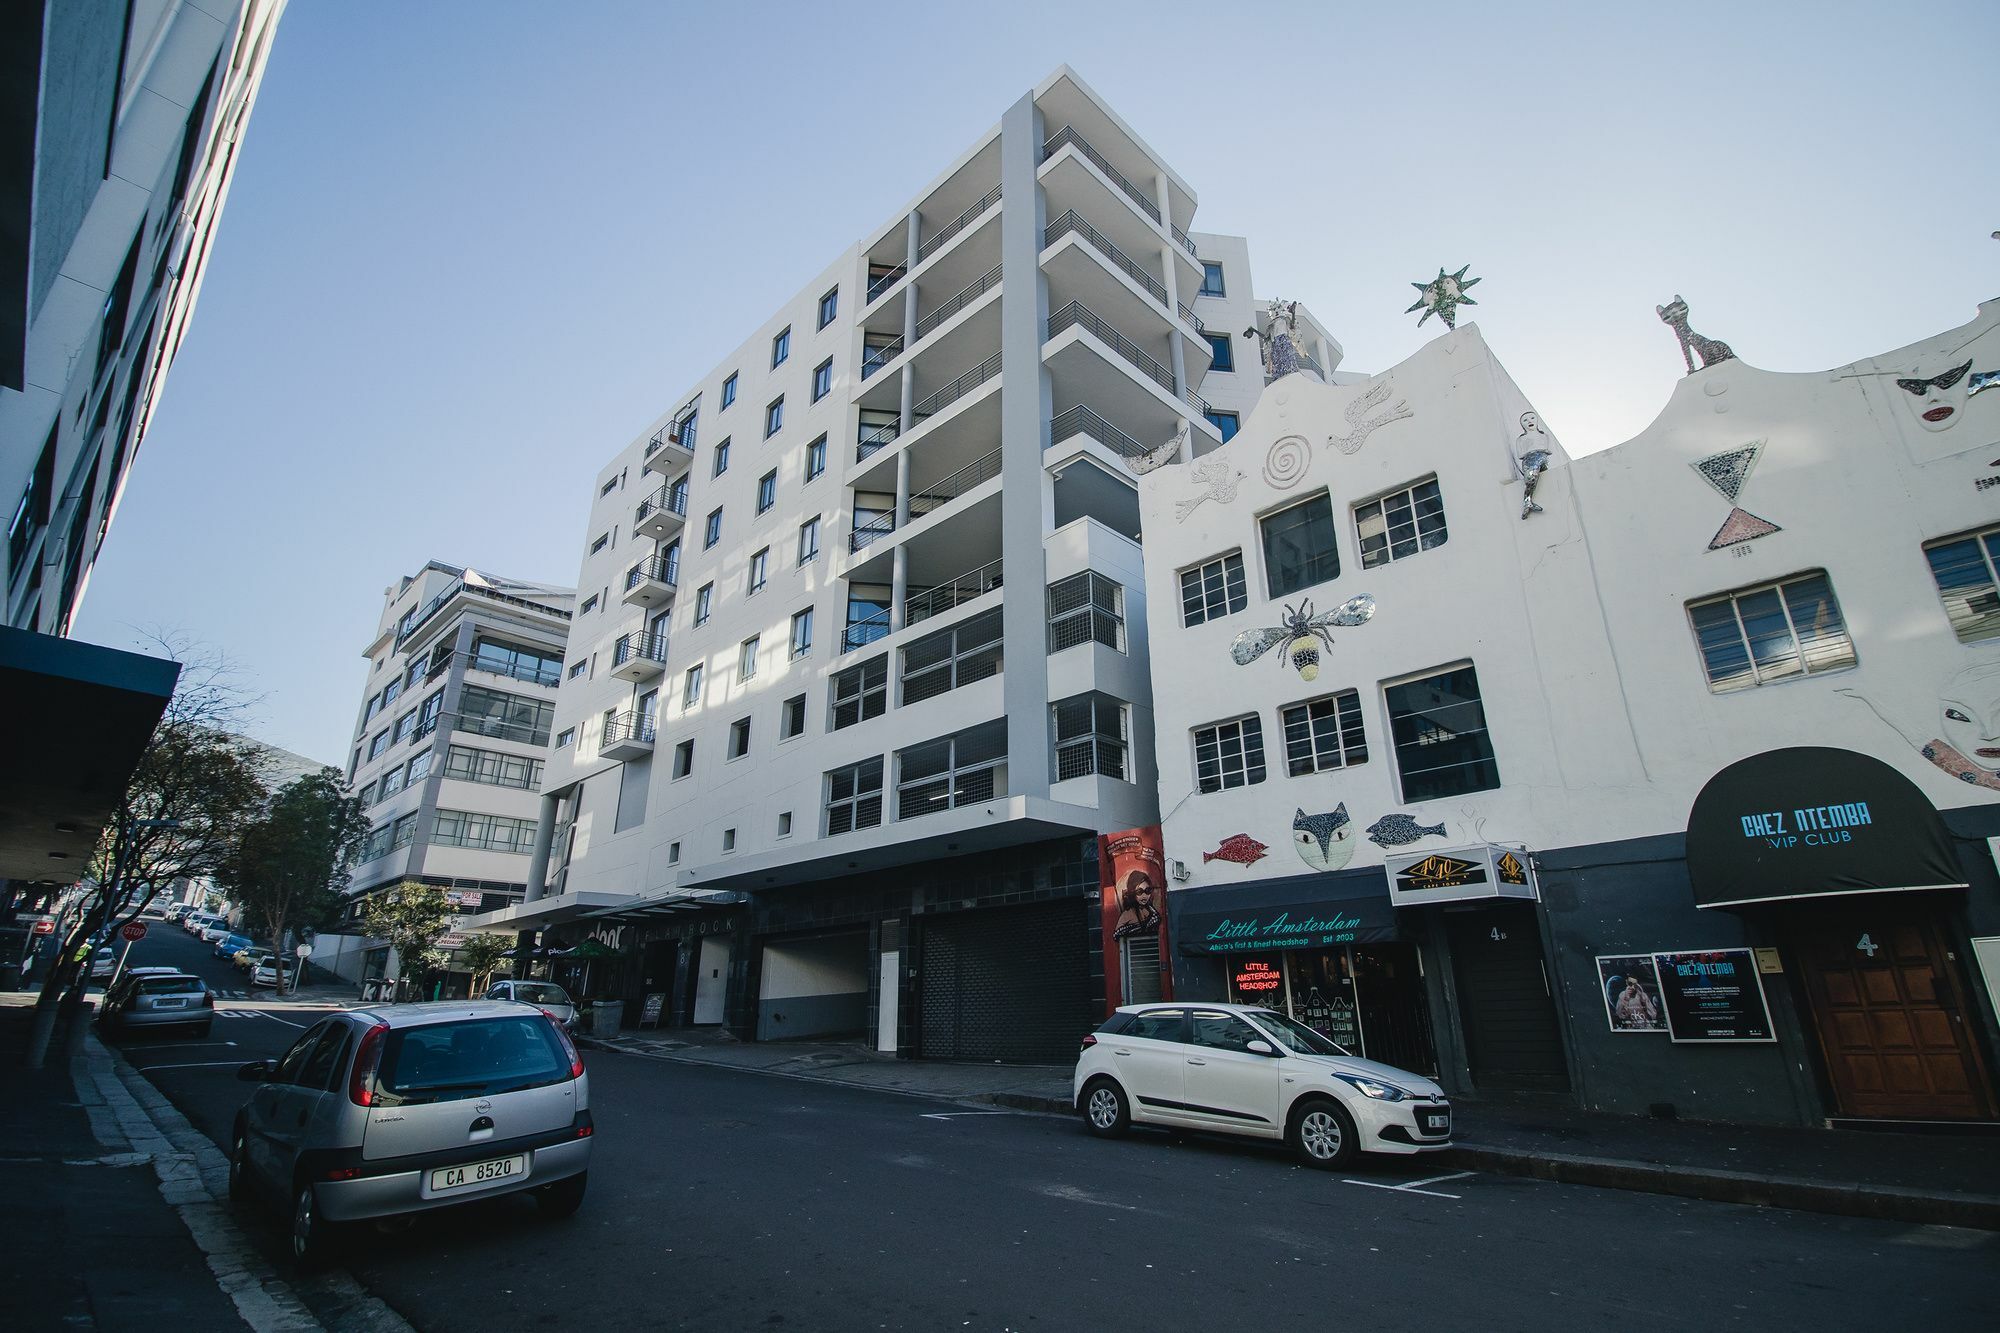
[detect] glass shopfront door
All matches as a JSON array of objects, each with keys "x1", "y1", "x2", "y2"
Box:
[{"x1": 1226, "y1": 944, "x2": 1437, "y2": 1076}]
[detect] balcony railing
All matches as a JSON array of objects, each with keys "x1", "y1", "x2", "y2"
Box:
[
  {"x1": 1177, "y1": 300, "x2": 1203, "y2": 332},
  {"x1": 856, "y1": 417, "x2": 902, "y2": 462},
  {"x1": 914, "y1": 446, "x2": 1002, "y2": 509},
  {"x1": 602, "y1": 711, "x2": 656, "y2": 748},
  {"x1": 910, "y1": 352, "x2": 1001, "y2": 420},
  {"x1": 1047, "y1": 300, "x2": 1174, "y2": 396},
  {"x1": 1048, "y1": 404, "x2": 1148, "y2": 461},
  {"x1": 624, "y1": 552, "x2": 679, "y2": 592},
  {"x1": 1044, "y1": 210, "x2": 1165, "y2": 305},
  {"x1": 842, "y1": 609, "x2": 892, "y2": 653},
  {"x1": 916, "y1": 184, "x2": 1001, "y2": 263},
  {"x1": 849, "y1": 511, "x2": 897, "y2": 553},
  {"x1": 1169, "y1": 222, "x2": 1199, "y2": 260},
  {"x1": 635, "y1": 487, "x2": 688, "y2": 526},
  {"x1": 906, "y1": 558, "x2": 1003, "y2": 627},
  {"x1": 1056, "y1": 734, "x2": 1127, "y2": 782},
  {"x1": 395, "y1": 581, "x2": 572, "y2": 647},
  {"x1": 1041, "y1": 125, "x2": 1161, "y2": 225},
  {"x1": 613, "y1": 633, "x2": 668, "y2": 669},
  {"x1": 861, "y1": 336, "x2": 904, "y2": 380},
  {"x1": 914, "y1": 264, "x2": 1001, "y2": 341},
  {"x1": 865, "y1": 263, "x2": 907, "y2": 304}
]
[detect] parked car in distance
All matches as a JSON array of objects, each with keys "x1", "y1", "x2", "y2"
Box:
[
  {"x1": 182, "y1": 912, "x2": 215, "y2": 934},
  {"x1": 1073, "y1": 1002, "x2": 1453, "y2": 1169},
  {"x1": 215, "y1": 932, "x2": 254, "y2": 960},
  {"x1": 100, "y1": 972, "x2": 215, "y2": 1037},
  {"x1": 163, "y1": 903, "x2": 191, "y2": 922},
  {"x1": 229, "y1": 1001, "x2": 591, "y2": 1267},
  {"x1": 199, "y1": 923, "x2": 232, "y2": 945},
  {"x1": 238, "y1": 947, "x2": 273, "y2": 973},
  {"x1": 251, "y1": 956, "x2": 291, "y2": 989},
  {"x1": 484, "y1": 980, "x2": 578, "y2": 1031},
  {"x1": 88, "y1": 946, "x2": 117, "y2": 981}
]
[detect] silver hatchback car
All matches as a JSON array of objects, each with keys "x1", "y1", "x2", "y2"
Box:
[{"x1": 230, "y1": 1000, "x2": 592, "y2": 1266}]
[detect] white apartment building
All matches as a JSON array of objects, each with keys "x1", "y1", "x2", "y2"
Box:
[
  {"x1": 3, "y1": 0, "x2": 286, "y2": 635},
  {"x1": 323, "y1": 562, "x2": 574, "y2": 995},
  {"x1": 476, "y1": 68, "x2": 1337, "y2": 1061},
  {"x1": 1138, "y1": 297, "x2": 2000, "y2": 1127}
]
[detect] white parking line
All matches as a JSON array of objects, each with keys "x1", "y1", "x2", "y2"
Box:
[
  {"x1": 1343, "y1": 1169, "x2": 1474, "y2": 1200},
  {"x1": 129, "y1": 1059, "x2": 248, "y2": 1071},
  {"x1": 919, "y1": 1110, "x2": 1019, "y2": 1120}
]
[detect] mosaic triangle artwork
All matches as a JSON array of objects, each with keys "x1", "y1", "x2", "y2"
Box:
[
  {"x1": 1690, "y1": 442, "x2": 1763, "y2": 503},
  {"x1": 1708, "y1": 507, "x2": 1782, "y2": 550}
]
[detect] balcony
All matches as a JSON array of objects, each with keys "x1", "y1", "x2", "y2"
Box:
[
  {"x1": 1038, "y1": 123, "x2": 1200, "y2": 319},
  {"x1": 906, "y1": 557, "x2": 1003, "y2": 629},
  {"x1": 1045, "y1": 304, "x2": 1217, "y2": 458},
  {"x1": 865, "y1": 262, "x2": 907, "y2": 305},
  {"x1": 621, "y1": 552, "x2": 678, "y2": 609},
  {"x1": 846, "y1": 446, "x2": 999, "y2": 555},
  {"x1": 634, "y1": 487, "x2": 687, "y2": 540},
  {"x1": 609, "y1": 632, "x2": 668, "y2": 683},
  {"x1": 600, "y1": 712, "x2": 656, "y2": 763},
  {"x1": 911, "y1": 352, "x2": 1001, "y2": 422},
  {"x1": 643, "y1": 418, "x2": 696, "y2": 478},
  {"x1": 861, "y1": 335, "x2": 904, "y2": 381},
  {"x1": 856, "y1": 415, "x2": 901, "y2": 463}
]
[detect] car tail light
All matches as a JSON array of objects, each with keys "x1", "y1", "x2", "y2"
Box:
[
  {"x1": 201, "y1": 991, "x2": 214, "y2": 1008},
  {"x1": 348, "y1": 1022, "x2": 390, "y2": 1107},
  {"x1": 325, "y1": 1166, "x2": 363, "y2": 1181},
  {"x1": 1080, "y1": 1034, "x2": 1097, "y2": 1050},
  {"x1": 576, "y1": 1123, "x2": 593, "y2": 1139},
  {"x1": 540, "y1": 1008, "x2": 560, "y2": 1023},
  {"x1": 546, "y1": 1014, "x2": 584, "y2": 1078}
]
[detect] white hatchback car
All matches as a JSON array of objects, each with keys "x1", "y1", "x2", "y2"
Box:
[{"x1": 1073, "y1": 1002, "x2": 1451, "y2": 1168}]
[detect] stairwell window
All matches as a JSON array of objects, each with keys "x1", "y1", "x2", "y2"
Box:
[
  {"x1": 1356, "y1": 477, "x2": 1448, "y2": 569},
  {"x1": 720, "y1": 372, "x2": 738, "y2": 409},
  {"x1": 758, "y1": 470, "x2": 778, "y2": 514},
  {"x1": 1281, "y1": 690, "x2": 1368, "y2": 777},
  {"x1": 1203, "y1": 333, "x2": 1234, "y2": 372},
  {"x1": 1193, "y1": 715, "x2": 1266, "y2": 793},
  {"x1": 1686, "y1": 571, "x2": 1855, "y2": 693},
  {"x1": 772, "y1": 326, "x2": 790, "y2": 367},
  {"x1": 818, "y1": 288, "x2": 839, "y2": 329},
  {"x1": 825, "y1": 756, "x2": 884, "y2": 835},
  {"x1": 765, "y1": 397, "x2": 784, "y2": 438},
  {"x1": 812, "y1": 358, "x2": 833, "y2": 402},
  {"x1": 1180, "y1": 551, "x2": 1248, "y2": 626},
  {"x1": 1924, "y1": 524, "x2": 2000, "y2": 642},
  {"x1": 1385, "y1": 663, "x2": 1500, "y2": 801},
  {"x1": 1261, "y1": 492, "x2": 1340, "y2": 597},
  {"x1": 806, "y1": 434, "x2": 827, "y2": 483},
  {"x1": 798, "y1": 516, "x2": 820, "y2": 565}
]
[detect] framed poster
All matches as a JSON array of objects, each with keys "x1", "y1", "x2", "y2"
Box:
[
  {"x1": 1652, "y1": 949, "x2": 1777, "y2": 1043},
  {"x1": 1594, "y1": 954, "x2": 1667, "y2": 1033}
]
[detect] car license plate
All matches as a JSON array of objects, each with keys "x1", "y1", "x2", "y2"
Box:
[
  {"x1": 153, "y1": 998, "x2": 186, "y2": 1009},
  {"x1": 429, "y1": 1154, "x2": 525, "y2": 1193},
  {"x1": 1420, "y1": 1111, "x2": 1449, "y2": 1134}
]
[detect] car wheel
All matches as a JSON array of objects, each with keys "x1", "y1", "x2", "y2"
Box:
[
  {"x1": 290, "y1": 1181, "x2": 339, "y2": 1270},
  {"x1": 538, "y1": 1171, "x2": 587, "y2": 1219},
  {"x1": 1080, "y1": 1078, "x2": 1131, "y2": 1139},
  {"x1": 228, "y1": 1128, "x2": 251, "y2": 1204},
  {"x1": 1288, "y1": 1097, "x2": 1358, "y2": 1170}
]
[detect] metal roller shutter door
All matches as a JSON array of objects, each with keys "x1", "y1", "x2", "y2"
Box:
[{"x1": 919, "y1": 900, "x2": 1090, "y2": 1062}]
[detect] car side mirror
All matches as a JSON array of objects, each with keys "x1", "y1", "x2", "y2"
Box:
[
  {"x1": 1245, "y1": 1040, "x2": 1276, "y2": 1057},
  {"x1": 237, "y1": 1059, "x2": 274, "y2": 1082}
]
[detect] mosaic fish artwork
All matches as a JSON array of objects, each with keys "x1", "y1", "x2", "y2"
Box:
[
  {"x1": 1365, "y1": 814, "x2": 1447, "y2": 848},
  {"x1": 1328, "y1": 380, "x2": 1414, "y2": 456},
  {"x1": 1708, "y1": 507, "x2": 1782, "y2": 549},
  {"x1": 1517, "y1": 449, "x2": 1551, "y2": 518},
  {"x1": 1126, "y1": 420, "x2": 1188, "y2": 476},
  {"x1": 1203, "y1": 834, "x2": 1269, "y2": 866},
  {"x1": 1292, "y1": 805, "x2": 1356, "y2": 872}
]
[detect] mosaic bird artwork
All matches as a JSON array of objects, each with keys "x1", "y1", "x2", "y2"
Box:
[
  {"x1": 1203, "y1": 834, "x2": 1269, "y2": 866},
  {"x1": 1174, "y1": 456, "x2": 1244, "y2": 522},
  {"x1": 1406, "y1": 264, "x2": 1481, "y2": 331},
  {"x1": 1231, "y1": 595, "x2": 1376, "y2": 682},
  {"x1": 1126, "y1": 420, "x2": 1188, "y2": 476},
  {"x1": 1365, "y1": 814, "x2": 1447, "y2": 848},
  {"x1": 1292, "y1": 805, "x2": 1356, "y2": 872},
  {"x1": 1328, "y1": 380, "x2": 1414, "y2": 455}
]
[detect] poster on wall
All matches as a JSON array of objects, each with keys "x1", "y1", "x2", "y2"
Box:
[
  {"x1": 1652, "y1": 949, "x2": 1776, "y2": 1043},
  {"x1": 1594, "y1": 954, "x2": 1668, "y2": 1033},
  {"x1": 1099, "y1": 825, "x2": 1172, "y2": 1014}
]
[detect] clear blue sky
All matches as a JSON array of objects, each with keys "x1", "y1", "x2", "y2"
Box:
[{"x1": 72, "y1": 0, "x2": 2000, "y2": 765}]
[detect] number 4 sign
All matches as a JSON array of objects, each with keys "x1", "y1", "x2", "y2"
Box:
[{"x1": 1856, "y1": 933, "x2": 1879, "y2": 958}]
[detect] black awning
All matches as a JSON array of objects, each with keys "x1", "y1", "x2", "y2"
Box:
[
  {"x1": 1686, "y1": 746, "x2": 1967, "y2": 909},
  {"x1": 1171, "y1": 874, "x2": 1399, "y2": 955}
]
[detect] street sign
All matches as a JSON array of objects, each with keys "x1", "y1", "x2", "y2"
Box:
[
  {"x1": 31, "y1": 920, "x2": 55, "y2": 935},
  {"x1": 120, "y1": 921, "x2": 148, "y2": 942},
  {"x1": 295, "y1": 942, "x2": 313, "y2": 958}
]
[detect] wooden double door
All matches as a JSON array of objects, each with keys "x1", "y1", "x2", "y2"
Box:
[{"x1": 1789, "y1": 899, "x2": 1996, "y2": 1120}]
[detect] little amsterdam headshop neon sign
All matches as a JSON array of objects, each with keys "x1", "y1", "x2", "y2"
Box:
[
  {"x1": 1739, "y1": 801, "x2": 1872, "y2": 849},
  {"x1": 1205, "y1": 910, "x2": 1362, "y2": 949}
]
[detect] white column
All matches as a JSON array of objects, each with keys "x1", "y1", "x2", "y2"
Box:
[{"x1": 523, "y1": 792, "x2": 561, "y2": 903}]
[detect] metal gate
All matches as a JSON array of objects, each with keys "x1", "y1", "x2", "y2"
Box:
[{"x1": 919, "y1": 900, "x2": 1089, "y2": 1062}]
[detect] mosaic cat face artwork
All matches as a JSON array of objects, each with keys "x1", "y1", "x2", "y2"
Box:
[
  {"x1": 1292, "y1": 806, "x2": 1356, "y2": 872},
  {"x1": 1691, "y1": 440, "x2": 1782, "y2": 551},
  {"x1": 1230, "y1": 595, "x2": 1376, "y2": 681}
]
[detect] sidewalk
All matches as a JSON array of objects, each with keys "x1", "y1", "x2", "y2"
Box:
[{"x1": 581, "y1": 1026, "x2": 2000, "y2": 1230}]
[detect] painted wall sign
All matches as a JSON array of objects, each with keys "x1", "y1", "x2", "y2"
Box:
[
  {"x1": 1173, "y1": 881, "x2": 1399, "y2": 956},
  {"x1": 1595, "y1": 954, "x2": 1667, "y2": 1033},
  {"x1": 1099, "y1": 826, "x2": 1172, "y2": 1013},
  {"x1": 1383, "y1": 844, "x2": 1539, "y2": 907},
  {"x1": 1653, "y1": 949, "x2": 1776, "y2": 1043},
  {"x1": 1685, "y1": 747, "x2": 1964, "y2": 909}
]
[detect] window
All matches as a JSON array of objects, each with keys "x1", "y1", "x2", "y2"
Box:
[
  {"x1": 673, "y1": 739, "x2": 694, "y2": 778},
  {"x1": 392, "y1": 709, "x2": 417, "y2": 743},
  {"x1": 568, "y1": 660, "x2": 587, "y2": 680},
  {"x1": 1281, "y1": 690, "x2": 1368, "y2": 777},
  {"x1": 600, "y1": 474, "x2": 620, "y2": 496},
  {"x1": 1204, "y1": 410, "x2": 1239, "y2": 442},
  {"x1": 1924, "y1": 526, "x2": 2000, "y2": 642},
  {"x1": 705, "y1": 508, "x2": 723, "y2": 549},
  {"x1": 367, "y1": 731, "x2": 390, "y2": 760},
  {"x1": 798, "y1": 516, "x2": 820, "y2": 564},
  {"x1": 895, "y1": 721, "x2": 1006, "y2": 819},
  {"x1": 831, "y1": 656, "x2": 888, "y2": 729},
  {"x1": 812, "y1": 358, "x2": 833, "y2": 402},
  {"x1": 357, "y1": 781, "x2": 376, "y2": 806},
  {"x1": 1356, "y1": 478, "x2": 1447, "y2": 569},
  {"x1": 371, "y1": 765, "x2": 398, "y2": 803},
  {"x1": 445, "y1": 744, "x2": 544, "y2": 790},
  {"x1": 695, "y1": 582, "x2": 713, "y2": 626},
  {"x1": 749, "y1": 547, "x2": 769, "y2": 594},
  {"x1": 415, "y1": 689, "x2": 445, "y2": 740},
  {"x1": 1385, "y1": 664, "x2": 1500, "y2": 801},
  {"x1": 683, "y1": 664, "x2": 703, "y2": 707},
  {"x1": 901, "y1": 608, "x2": 1002, "y2": 704},
  {"x1": 825, "y1": 756, "x2": 884, "y2": 835},
  {"x1": 472, "y1": 637, "x2": 562, "y2": 687},
  {"x1": 765, "y1": 397, "x2": 784, "y2": 438},
  {"x1": 405, "y1": 658, "x2": 426, "y2": 690},
  {"x1": 1180, "y1": 551, "x2": 1248, "y2": 626},
  {"x1": 1194, "y1": 715, "x2": 1267, "y2": 793},
  {"x1": 382, "y1": 676, "x2": 403, "y2": 709},
  {"x1": 713, "y1": 437, "x2": 731, "y2": 475},
  {"x1": 668, "y1": 841, "x2": 681, "y2": 864},
  {"x1": 1203, "y1": 333, "x2": 1234, "y2": 372},
  {"x1": 805, "y1": 434, "x2": 827, "y2": 483},
  {"x1": 817, "y1": 288, "x2": 838, "y2": 330},
  {"x1": 581, "y1": 593, "x2": 599, "y2": 614},
  {"x1": 590, "y1": 532, "x2": 608, "y2": 555},
  {"x1": 778, "y1": 811, "x2": 793, "y2": 837},
  {"x1": 721, "y1": 372, "x2": 738, "y2": 409},
  {"x1": 1261, "y1": 493, "x2": 1340, "y2": 597},
  {"x1": 729, "y1": 716, "x2": 751, "y2": 759},
  {"x1": 739, "y1": 635, "x2": 759, "y2": 681},
  {"x1": 1190, "y1": 1012, "x2": 1263, "y2": 1053},
  {"x1": 1047, "y1": 572, "x2": 1124, "y2": 653},
  {"x1": 771, "y1": 326, "x2": 790, "y2": 367},
  {"x1": 1199, "y1": 262, "x2": 1226, "y2": 297},
  {"x1": 781, "y1": 694, "x2": 807, "y2": 739},
  {"x1": 757, "y1": 469, "x2": 777, "y2": 513},
  {"x1": 791, "y1": 607, "x2": 814, "y2": 658},
  {"x1": 457, "y1": 685, "x2": 555, "y2": 746},
  {"x1": 431, "y1": 810, "x2": 537, "y2": 853},
  {"x1": 557, "y1": 727, "x2": 576, "y2": 748},
  {"x1": 1686, "y1": 572, "x2": 1855, "y2": 693},
  {"x1": 722, "y1": 828, "x2": 737, "y2": 852},
  {"x1": 406, "y1": 751, "x2": 432, "y2": 784},
  {"x1": 363, "y1": 691, "x2": 384, "y2": 724},
  {"x1": 1054, "y1": 693, "x2": 1127, "y2": 781}
]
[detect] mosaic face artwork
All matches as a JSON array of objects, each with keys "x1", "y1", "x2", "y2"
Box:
[
  {"x1": 1925, "y1": 660, "x2": 2000, "y2": 791},
  {"x1": 1329, "y1": 380, "x2": 1414, "y2": 456},
  {"x1": 1895, "y1": 359, "x2": 1974, "y2": 433},
  {"x1": 1366, "y1": 814, "x2": 1447, "y2": 848},
  {"x1": 1292, "y1": 805, "x2": 1356, "y2": 872},
  {"x1": 1203, "y1": 834, "x2": 1269, "y2": 867},
  {"x1": 1175, "y1": 456, "x2": 1244, "y2": 522},
  {"x1": 1407, "y1": 265, "x2": 1480, "y2": 331},
  {"x1": 1127, "y1": 420, "x2": 1188, "y2": 476},
  {"x1": 1656, "y1": 294, "x2": 1736, "y2": 374},
  {"x1": 1691, "y1": 440, "x2": 1782, "y2": 551},
  {"x1": 1231, "y1": 595, "x2": 1376, "y2": 681}
]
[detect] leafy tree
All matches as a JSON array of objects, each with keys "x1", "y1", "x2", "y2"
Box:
[
  {"x1": 220, "y1": 770, "x2": 369, "y2": 994},
  {"x1": 361, "y1": 881, "x2": 453, "y2": 999},
  {"x1": 458, "y1": 933, "x2": 512, "y2": 994}
]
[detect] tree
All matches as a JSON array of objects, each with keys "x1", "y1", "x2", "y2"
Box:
[
  {"x1": 361, "y1": 881, "x2": 453, "y2": 1000},
  {"x1": 458, "y1": 933, "x2": 512, "y2": 995},
  {"x1": 220, "y1": 770, "x2": 369, "y2": 995}
]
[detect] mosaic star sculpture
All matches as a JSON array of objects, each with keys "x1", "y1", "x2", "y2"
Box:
[{"x1": 1406, "y1": 264, "x2": 1481, "y2": 330}]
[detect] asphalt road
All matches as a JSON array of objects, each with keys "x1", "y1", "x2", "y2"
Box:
[{"x1": 108, "y1": 927, "x2": 1992, "y2": 1331}]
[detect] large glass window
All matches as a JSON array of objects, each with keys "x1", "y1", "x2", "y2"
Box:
[
  {"x1": 1180, "y1": 551, "x2": 1247, "y2": 627},
  {"x1": 1685, "y1": 572, "x2": 1855, "y2": 693},
  {"x1": 1047, "y1": 572, "x2": 1124, "y2": 653},
  {"x1": 1281, "y1": 690, "x2": 1368, "y2": 777},
  {"x1": 456, "y1": 685, "x2": 554, "y2": 747},
  {"x1": 1053, "y1": 693, "x2": 1127, "y2": 781},
  {"x1": 1385, "y1": 664, "x2": 1499, "y2": 801},
  {"x1": 825, "y1": 757, "x2": 884, "y2": 835},
  {"x1": 472, "y1": 637, "x2": 562, "y2": 687},
  {"x1": 1355, "y1": 478, "x2": 1448, "y2": 569},
  {"x1": 444, "y1": 744, "x2": 543, "y2": 790},
  {"x1": 1924, "y1": 525, "x2": 2000, "y2": 642},
  {"x1": 900, "y1": 609, "x2": 1001, "y2": 705},
  {"x1": 1261, "y1": 493, "x2": 1340, "y2": 597},
  {"x1": 831, "y1": 656, "x2": 887, "y2": 729},
  {"x1": 431, "y1": 810, "x2": 537, "y2": 853},
  {"x1": 895, "y1": 720, "x2": 1006, "y2": 820},
  {"x1": 1199, "y1": 262, "x2": 1225, "y2": 297},
  {"x1": 1194, "y1": 715, "x2": 1267, "y2": 793}
]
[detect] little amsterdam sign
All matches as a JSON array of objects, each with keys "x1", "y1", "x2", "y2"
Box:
[
  {"x1": 1174, "y1": 887, "x2": 1399, "y2": 956},
  {"x1": 1204, "y1": 909, "x2": 1367, "y2": 952}
]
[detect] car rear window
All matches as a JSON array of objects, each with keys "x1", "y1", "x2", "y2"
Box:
[
  {"x1": 374, "y1": 1016, "x2": 570, "y2": 1106},
  {"x1": 137, "y1": 976, "x2": 203, "y2": 994},
  {"x1": 511, "y1": 983, "x2": 570, "y2": 1006}
]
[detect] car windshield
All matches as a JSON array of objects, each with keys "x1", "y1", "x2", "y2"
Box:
[
  {"x1": 511, "y1": 983, "x2": 570, "y2": 1006},
  {"x1": 1246, "y1": 1009, "x2": 1353, "y2": 1058},
  {"x1": 373, "y1": 1016, "x2": 570, "y2": 1106}
]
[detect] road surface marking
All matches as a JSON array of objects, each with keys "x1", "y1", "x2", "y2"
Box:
[
  {"x1": 1399, "y1": 1171, "x2": 1475, "y2": 1190},
  {"x1": 130, "y1": 1059, "x2": 251, "y2": 1070},
  {"x1": 1038, "y1": 1183, "x2": 1139, "y2": 1210},
  {"x1": 1342, "y1": 1173, "x2": 1470, "y2": 1199},
  {"x1": 920, "y1": 1110, "x2": 1019, "y2": 1120}
]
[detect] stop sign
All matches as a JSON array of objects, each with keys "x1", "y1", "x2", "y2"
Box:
[{"x1": 120, "y1": 921, "x2": 148, "y2": 942}]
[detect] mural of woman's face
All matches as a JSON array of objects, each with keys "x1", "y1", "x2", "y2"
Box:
[
  {"x1": 1940, "y1": 667, "x2": 2000, "y2": 770},
  {"x1": 1897, "y1": 360, "x2": 1973, "y2": 433}
]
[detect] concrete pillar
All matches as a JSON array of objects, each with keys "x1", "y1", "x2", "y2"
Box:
[
  {"x1": 898, "y1": 285, "x2": 918, "y2": 433},
  {"x1": 891, "y1": 544, "x2": 908, "y2": 632},
  {"x1": 523, "y1": 791, "x2": 561, "y2": 903},
  {"x1": 1155, "y1": 173, "x2": 1188, "y2": 398}
]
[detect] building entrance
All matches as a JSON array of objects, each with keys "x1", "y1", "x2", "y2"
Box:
[
  {"x1": 1445, "y1": 902, "x2": 1568, "y2": 1088},
  {"x1": 1224, "y1": 943, "x2": 1437, "y2": 1077}
]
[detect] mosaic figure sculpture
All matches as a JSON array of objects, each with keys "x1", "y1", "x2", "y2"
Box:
[
  {"x1": 1657, "y1": 295, "x2": 1736, "y2": 375},
  {"x1": 1244, "y1": 299, "x2": 1308, "y2": 381},
  {"x1": 1515, "y1": 412, "x2": 1551, "y2": 519}
]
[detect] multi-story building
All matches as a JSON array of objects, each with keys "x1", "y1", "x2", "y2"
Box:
[
  {"x1": 475, "y1": 68, "x2": 1336, "y2": 1061},
  {"x1": 321, "y1": 562, "x2": 573, "y2": 993},
  {"x1": 1137, "y1": 298, "x2": 2000, "y2": 1127}
]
